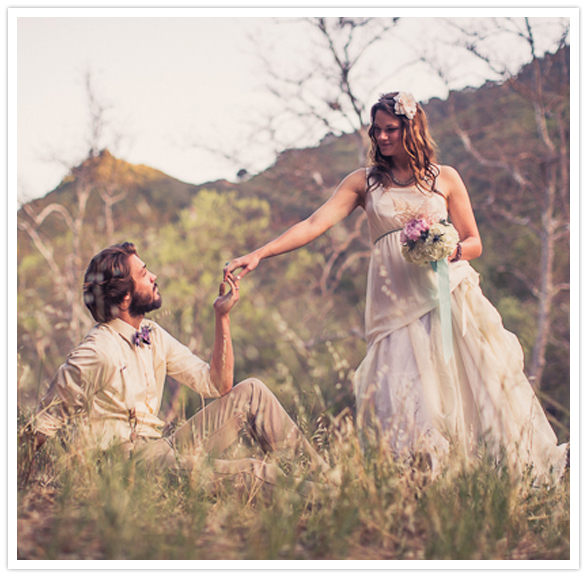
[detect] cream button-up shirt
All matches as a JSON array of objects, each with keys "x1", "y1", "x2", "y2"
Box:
[{"x1": 34, "y1": 317, "x2": 220, "y2": 448}]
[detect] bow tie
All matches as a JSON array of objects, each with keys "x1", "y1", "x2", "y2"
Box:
[{"x1": 133, "y1": 326, "x2": 152, "y2": 346}]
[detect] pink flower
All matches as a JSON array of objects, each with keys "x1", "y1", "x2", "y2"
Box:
[{"x1": 401, "y1": 218, "x2": 430, "y2": 243}]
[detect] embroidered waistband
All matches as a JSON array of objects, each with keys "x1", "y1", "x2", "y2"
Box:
[{"x1": 374, "y1": 228, "x2": 403, "y2": 245}]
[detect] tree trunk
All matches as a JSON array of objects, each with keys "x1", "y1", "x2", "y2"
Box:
[{"x1": 528, "y1": 160, "x2": 557, "y2": 388}]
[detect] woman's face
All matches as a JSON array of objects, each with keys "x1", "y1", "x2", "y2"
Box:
[{"x1": 372, "y1": 109, "x2": 405, "y2": 158}]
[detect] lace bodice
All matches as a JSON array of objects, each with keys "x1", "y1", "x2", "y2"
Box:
[{"x1": 365, "y1": 184, "x2": 447, "y2": 244}]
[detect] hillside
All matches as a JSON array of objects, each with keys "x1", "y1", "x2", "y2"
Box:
[{"x1": 17, "y1": 46, "x2": 570, "y2": 434}]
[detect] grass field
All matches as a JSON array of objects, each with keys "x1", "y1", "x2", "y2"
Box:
[{"x1": 16, "y1": 410, "x2": 570, "y2": 562}]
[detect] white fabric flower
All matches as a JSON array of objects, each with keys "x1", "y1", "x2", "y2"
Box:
[{"x1": 393, "y1": 92, "x2": 418, "y2": 120}]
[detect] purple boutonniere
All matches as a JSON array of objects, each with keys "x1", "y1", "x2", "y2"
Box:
[{"x1": 133, "y1": 325, "x2": 152, "y2": 346}]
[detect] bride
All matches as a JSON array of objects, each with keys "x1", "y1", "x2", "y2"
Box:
[{"x1": 224, "y1": 92, "x2": 568, "y2": 482}]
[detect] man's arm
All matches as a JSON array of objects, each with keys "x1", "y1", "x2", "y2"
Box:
[
  {"x1": 32, "y1": 364, "x2": 87, "y2": 443},
  {"x1": 30, "y1": 340, "x2": 113, "y2": 450},
  {"x1": 209, "y1": 276, "x2": 240, "y2": 396}
]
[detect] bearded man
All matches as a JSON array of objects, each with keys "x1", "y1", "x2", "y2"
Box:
[{"x1": 31, "y1": 242, "x2": 326, "y2": 486}]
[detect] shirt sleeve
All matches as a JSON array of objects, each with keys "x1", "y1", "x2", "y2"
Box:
[
  {"x1": 158, "y1": 326, "x2": 220, "y2": 399},
  {"x1": 33, "y1": 341, "x2": 116, "y2": 438}
]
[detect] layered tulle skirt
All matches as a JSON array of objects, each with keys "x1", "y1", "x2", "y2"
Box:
[{"x1": 354, "y1": 271, "x2": 568, "y2": 482}]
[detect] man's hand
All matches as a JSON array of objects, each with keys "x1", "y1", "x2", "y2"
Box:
[{"x1": 213, "y1": 276, "x2": 240, "y2": 317}]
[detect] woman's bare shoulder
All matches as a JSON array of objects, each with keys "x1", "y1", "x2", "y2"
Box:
[
  {"x1": 341, "y1": 167, "x2": 369, "y2": 195},
  {"x1": 347, "y1": 167, "x2": 369, "y2": 182},
  {"x1": 437, "y1": 164, "x2": 461, "y2": 180},
  {"x1": 436, "y1": 165, "x2": 466, "y2": 197}
]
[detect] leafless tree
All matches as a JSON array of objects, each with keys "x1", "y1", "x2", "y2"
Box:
[
  {"x1": 186, "y1": 17, "x2": 401, "y2": 179},
  {"x1": 248, "y1": 18, "x2": 402, "y2": 299},
  {"x1": 257, "y1": 17, "x2": 400, "y2": 163},
  {"x1": 18, "y1": 70, "x2": 126, "y2": 362},
  {"x1": 423, "y1": 17, "x2": 570, "y2": 390}
]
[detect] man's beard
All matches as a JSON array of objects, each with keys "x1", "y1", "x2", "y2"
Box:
[{"x1": 128, "y1": 285, "x2": 162, "y2": 317}]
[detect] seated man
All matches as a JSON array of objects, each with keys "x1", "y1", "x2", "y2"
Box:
[{"x1": 31, "y1": 242, "x2": 327, "y2": 486}]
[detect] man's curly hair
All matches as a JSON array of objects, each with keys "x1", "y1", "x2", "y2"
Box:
[{"x1": 83, "y1": 242, "x2": 137, "y2": 323}]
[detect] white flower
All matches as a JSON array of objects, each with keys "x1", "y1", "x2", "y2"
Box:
[
  {"x1": 401, "y1": 220, "x2": 459, "y2": 266},
  {"x1": 393, "y1": 92, "x2": 418, "y2": 120}
]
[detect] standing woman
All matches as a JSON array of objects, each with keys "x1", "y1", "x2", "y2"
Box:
[{"x1": 224, "y1": 92, "x2": 568, "y2": 482}]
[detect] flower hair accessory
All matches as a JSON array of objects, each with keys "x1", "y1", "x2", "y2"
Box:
[{"x1": 393, "y1": 92, "x2": 417, "y2": 120}]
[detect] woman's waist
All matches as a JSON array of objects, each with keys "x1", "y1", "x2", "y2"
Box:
[
  {"x1": 364, "y1": 262, "x2": 478, "y2": 341},
  {"x1": 367, "y1": 221, "x2": 404, "y2": 245},
  {"x1": 368, "y1": 247, "x2": 475, "y2": 287}
]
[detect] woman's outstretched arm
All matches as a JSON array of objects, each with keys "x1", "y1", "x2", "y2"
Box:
[{"x1": 224, "y1": 168, "x2": 367, "y2": 280}]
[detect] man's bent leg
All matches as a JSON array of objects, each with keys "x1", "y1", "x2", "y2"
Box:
[
  {"x1": 124, "y1": 437, "x2": 285, "y2": 496},
  {"x1": 124, "y1": 436, "x2": 180, "y2": 469},
  {"x1": 172, "y1": 378, "x2": 327, "y2": 471}
]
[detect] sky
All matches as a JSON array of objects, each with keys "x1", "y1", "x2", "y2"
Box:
[{"x1": 12, "y1": 7, "x2": 574, "y2": 206}]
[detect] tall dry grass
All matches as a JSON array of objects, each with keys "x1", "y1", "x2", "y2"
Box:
[{"x1": 16, "y1": 409, "x2": 570, "y2": 561}]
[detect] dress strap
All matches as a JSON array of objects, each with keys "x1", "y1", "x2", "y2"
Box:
[{"x1": 374, "y1": 228, "x2": 403, "y2": 245}]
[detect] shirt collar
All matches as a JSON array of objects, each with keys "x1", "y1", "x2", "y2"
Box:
[{"x1": 108, "y1": 317, "x2": 152, "y2": 347}]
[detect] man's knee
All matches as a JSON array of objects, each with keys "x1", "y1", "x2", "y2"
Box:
[
  {"x1": 234, "y1": 377, "x2": 272, "y2": 398},
  {"x1": 132, "y1": 438, "x2": 178, "y2": 470}
]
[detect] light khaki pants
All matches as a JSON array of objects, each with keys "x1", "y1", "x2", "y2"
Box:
[{"x1": 130, "y1": 378, "x2": 327, "y2": 486}]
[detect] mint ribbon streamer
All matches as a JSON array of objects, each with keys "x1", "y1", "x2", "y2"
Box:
[
  {"x1": 373, "y1": 228, "x2": 455, "y2": 363},
  {"x1": 430, "y1": 258, "x2": 453, "y2": 364}
]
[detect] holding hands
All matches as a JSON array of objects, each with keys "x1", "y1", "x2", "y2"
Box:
[
  {"x1": 223, "y1": 251, "x2": 260, "y2": 282},
  {"x1": 213, "y1": 275, "x2": 240, "y2": 316}
]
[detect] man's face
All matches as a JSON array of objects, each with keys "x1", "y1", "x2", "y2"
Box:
[{"x1": 127, "y1": 254, "x2": 162, "y2": 317}]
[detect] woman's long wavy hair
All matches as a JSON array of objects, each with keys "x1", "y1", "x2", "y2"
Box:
[{"x1": 367, "y1": 92, "x2": 442, "y2": 198}]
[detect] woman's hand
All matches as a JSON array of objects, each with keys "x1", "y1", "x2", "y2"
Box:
[
  {"x1": 223, "y1": 252, "x2": 260, "y2": 282},
  {"x1": 213, "y1": 275, "x2": 240, "y2": 316}
]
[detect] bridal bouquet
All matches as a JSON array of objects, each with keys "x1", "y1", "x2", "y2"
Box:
[{"x1": 400, "y1": 217, "x2": 459, "y2": 266}]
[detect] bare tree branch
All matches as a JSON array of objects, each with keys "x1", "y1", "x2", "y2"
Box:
[
  {"x1": 480, "y1": 196, "x2": 540, "y2": 235},
  {"x1": 17, "y1": 218, "x2": 67, "y2": 286},
  {"x1": 454, "y1": 127, "x2": 530, "y2": 187},
  {"x1": 553, "y1": 282, "x2": 570, "y2": 295},
  {"x1": 24, "y1": 202, "x2": 75, "y2": 231},
  {"x1": 422, "y1": 18, "x2": 570, "y2": 389},
  {"x1": 494, "y1": 264, "x2": 540, "y2": 299}
]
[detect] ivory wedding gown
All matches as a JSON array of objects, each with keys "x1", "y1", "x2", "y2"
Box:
[{"x1": 353, "y1": 180, "x2": 568, "y2": 481}]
